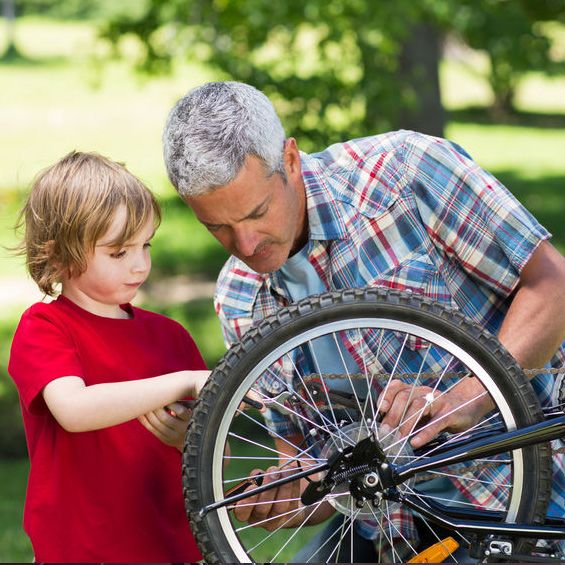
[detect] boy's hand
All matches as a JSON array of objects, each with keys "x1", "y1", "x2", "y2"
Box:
[{"x1": 138, "y1": 402, "x2": 191, "y2": 452}]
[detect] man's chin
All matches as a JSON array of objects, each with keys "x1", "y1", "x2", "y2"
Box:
[{"x1": 239, "y1": 252, "x2": 286, "y2": 274}]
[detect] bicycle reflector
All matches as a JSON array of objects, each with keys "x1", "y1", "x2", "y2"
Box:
[{"x1": 407, "y1": 537, "x2": 459, "y2": 563}]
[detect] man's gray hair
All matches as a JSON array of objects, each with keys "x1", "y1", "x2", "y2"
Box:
[{"x1": 163, "y1": 81, "x2": 286, "y2": 198}]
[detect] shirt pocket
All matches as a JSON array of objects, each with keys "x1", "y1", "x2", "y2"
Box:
[{"x1": 369, "y1": 251, "x2": 440, "y2": 350}]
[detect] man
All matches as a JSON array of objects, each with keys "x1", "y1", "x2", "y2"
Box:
[{"x1": 163, "y1": 81, "x2": 565, "y2": 560}]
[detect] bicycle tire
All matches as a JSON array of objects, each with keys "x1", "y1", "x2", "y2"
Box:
[{"x1": 184, "y1": 288, "x2": 553, "y2": 563}]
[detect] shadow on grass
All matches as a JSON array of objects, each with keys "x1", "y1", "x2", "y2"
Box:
[
  {"x1": 0, "y1": 46, "x2": 69, "y2": 68},
  {"x1": 449, "y1": 107, "x2": 565, "y2": 130}
]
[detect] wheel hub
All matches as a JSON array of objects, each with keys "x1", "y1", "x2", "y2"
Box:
[{"x1": 313, "y1": 422, "x2": 414, "y2": 518}]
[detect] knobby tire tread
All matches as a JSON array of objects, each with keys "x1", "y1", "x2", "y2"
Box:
[{"x1": 183, "y1": 288, "x2": 553, "y2": 563}]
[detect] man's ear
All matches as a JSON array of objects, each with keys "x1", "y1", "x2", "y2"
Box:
[{"x1": 283, "y1": 138, "x2": 302, "y2": 179}]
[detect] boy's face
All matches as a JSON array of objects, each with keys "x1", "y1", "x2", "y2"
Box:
[{"x1": 61, "y1": 206, "x2": 154, "y2": 318}]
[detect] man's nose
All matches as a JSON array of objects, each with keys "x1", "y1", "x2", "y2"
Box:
[{"x1": 233, "y1": 225, "x2": 260, "y2": 257}]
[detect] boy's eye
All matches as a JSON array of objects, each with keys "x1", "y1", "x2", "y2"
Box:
[
  {"x1": 110, "y1": 250, "x2": 126, "y2": 259},
  {"x1": 143, "y1": 242, "x2": 152, "y2": 249}
]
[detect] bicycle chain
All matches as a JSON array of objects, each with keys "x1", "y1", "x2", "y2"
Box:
[{"x1": 291, "y1": 368, "x2": 564, "y2": 474}]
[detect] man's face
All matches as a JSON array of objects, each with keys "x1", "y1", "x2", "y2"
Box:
[{"x1": 187, "y1": 146, "x2": 307, "y2": 274}]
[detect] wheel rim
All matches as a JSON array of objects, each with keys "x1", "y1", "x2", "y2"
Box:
[{"x1": 205, "y1": 316, "x2": 527, "y2": 562}]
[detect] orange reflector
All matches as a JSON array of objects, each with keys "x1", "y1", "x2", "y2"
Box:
[{"x1": 407, "y1": 537, "x2": 459, "y2": 563}]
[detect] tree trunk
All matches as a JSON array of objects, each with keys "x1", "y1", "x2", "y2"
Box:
[
  {"x1": 396, "y1": 22, "x2": 445, "y2": 137},
  {"x1": 2, "y1": 0, "x2": 18, "y2": 59}
]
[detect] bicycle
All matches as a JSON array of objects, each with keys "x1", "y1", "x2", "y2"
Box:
[{"x1": 182, "y1": 288, "x2": 565, "y2": 563}]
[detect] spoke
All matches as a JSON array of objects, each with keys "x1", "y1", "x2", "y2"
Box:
[
  {"x1": 235, "y1": 502, "x2": 310, "y2": 533},
  {"x1": 327, "y1": 508, "x2": 363, "y2": 563},
  {"x1": 228, "y1": 431, "x2": 321, "y2": 463},
  {"x1": 244, "y1": 499, "x2": 325, "y2": 556},
  {"x1": 406, "y1": 501, "x2": 461, "y2": 564},
  {"x1": 392, "y1": 348, "x2": 434, "y2": 463},
  {"x1": 374, "y1": 333, "x2": 410, "y2": 438},
  {"x1": 223, "y1": 455, "x2": 323, "y2": 462},
  {"x1": 234, "y1": 407, "x2": 321, "y2": 463},
  {"x1": 270, "y1": 501, "x2": 327, "y2": 562},
  {"x1": 230, "y1": 495, "x2": 304, "y2": 510},
  {"x1": 379, "y1": 375, "x2": 459, "y2": 450},
  {"x1": 308, "y1": 340, "x2": 348, "y2": 450},
  {"x1": 425, "y1": 468, "x2": 511, "y2": 489},
  {"x1": 361, "y1": 328, "x2": 386, "y2": 429},
  {"x1": 302, "y1": 516, "x2": 346, "y2": 563},
  {"x1": 256, "y1": 375, "x2": 356, "y2": 448},
  {"x1": 385, "y1": 388, "x2": 489, "y2": 454},
  {"x1": 370, "y1": 502, "x2": 400, "y2": 562},
  {"x1": 368, "y1": 504, "x2": 418, "y2": 556},
  {"x1": 406, "y1": 489, "x2": 505, "y2": 512},
  {"x1": 331, "y1": 332, "x2": 369, "y2": 439},
  {"x1": 286, "y1": 353, "x2": 344, "y2": 439},
  {"x1": 357, "y1": 328, "x2": 377, "y2": 426},
  {"x1": 403, "y1": 483, "x2": 472, "y2": 546},
  {"x1": 224, "y1": 445, "x2": 321, "y2": 485},
  {"x1": 407, "y1": 412, "x2": 503, "y2": 466}
]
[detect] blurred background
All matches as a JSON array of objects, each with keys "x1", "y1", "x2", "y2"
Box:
[{"x1": 1, "y1": 0, "x2": 564, "y2": 559}]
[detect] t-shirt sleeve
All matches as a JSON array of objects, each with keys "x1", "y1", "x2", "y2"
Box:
[
  {"x1": 403, "y1": 134, "x2": 550, "y2": 297},
  {"x1": 8, "y1": 308, "x2": 84, "y2": 413},
  {"x1": 181, "y1": 328, "x2": 208, "y2": 370}
]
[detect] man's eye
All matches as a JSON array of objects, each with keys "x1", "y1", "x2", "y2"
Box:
[
  {"x1": 206, "y1": 224, "x2": 222, "y2": 233},
  {"x1": 250, "y1": 209, "x2": 266, "y2": 220},
  {"x1": 110, "y1": 250, "x2": 126, "y2": 259}
]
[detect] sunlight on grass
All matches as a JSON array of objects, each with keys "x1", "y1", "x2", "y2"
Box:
[{"x1": 447, "y1": 123, "x2": 565, "y2": 178}]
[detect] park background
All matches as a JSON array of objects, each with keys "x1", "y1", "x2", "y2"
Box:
[{"x1": 1, "y1": 0, "x2": 564, "y2": 560}]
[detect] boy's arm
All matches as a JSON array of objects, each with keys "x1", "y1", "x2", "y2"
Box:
[{"x1": 42, "y1": 370, "x2": 209, "y2": 433}]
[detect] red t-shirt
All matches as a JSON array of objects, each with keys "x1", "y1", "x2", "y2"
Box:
[{"x1": 8, "y1": 295, "x2": 205, "y2": 562}]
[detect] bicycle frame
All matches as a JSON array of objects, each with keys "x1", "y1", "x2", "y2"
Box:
[
  {"x1": 396, "y1": 413, "x2": 565, "y2": 539},
  {"x1": 201, "y1": 412, "x2": 565, "y2": 541}
]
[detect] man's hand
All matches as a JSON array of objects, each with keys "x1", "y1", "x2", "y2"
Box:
[
  {"x1": 232, "y1": 435, "x2": 335, "y2": 531},
  {"x1": 378, "y1": 377, "x2": 495, "y2": 448},
  {"x1": 233, "y1": 467, "x2": 306, "y2": 531},
  {"x1": 138, "y1": 401, "x2": 191, "y2": 452}
]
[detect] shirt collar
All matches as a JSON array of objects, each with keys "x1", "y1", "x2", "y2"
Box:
[{"x1": 301, "y1": 151, "x2": 350, "y2": 241}]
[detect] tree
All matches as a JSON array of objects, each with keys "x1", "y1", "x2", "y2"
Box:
[
  {"x1": 102, "y1": 0, "x2": 449, "y2": 147},
  {"x1": 451, "y1": 0, "x2": 562, "y2": 117},
  {"x1": 100, "y1": 0, "x2": 563, "y2": 146}
]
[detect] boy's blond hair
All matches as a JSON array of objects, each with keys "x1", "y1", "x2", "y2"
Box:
[{"x1": 17, "y1": 151, "x2": 161, "y2": 296}]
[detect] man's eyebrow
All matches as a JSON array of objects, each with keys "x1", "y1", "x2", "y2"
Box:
[{"x1": 203, "y1": 196, "x2": 270, "y2": 227}]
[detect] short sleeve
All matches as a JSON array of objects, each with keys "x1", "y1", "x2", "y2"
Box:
[
  {"x1": 404, "y1": 134, "x2": 550, "y2": 297},
  {"x1": 8, "y1": 308, "x2": 84, "y2": 413}
]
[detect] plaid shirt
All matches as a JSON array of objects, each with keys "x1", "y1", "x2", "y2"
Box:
[{"x1": 214, "y1": 131, "x2": 565, "y2": 551}]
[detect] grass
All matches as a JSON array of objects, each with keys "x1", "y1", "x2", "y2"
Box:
[
  {"x1": 0, "y1": 459, "x2": 32, "y2": 562},
  {"x1": 1, "y1": 15, "x2": 564, "y2": 563}
]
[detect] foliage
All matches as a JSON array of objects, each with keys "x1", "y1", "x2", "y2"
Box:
[
  {"x1": 13, "y1": 0, "x2": 145, "y2": 20},
  {"x1": 451, "y1": 0, "x2": 564, "y2": 116},
  {"x1": 99, "y1": 0, "x2": 564, "y2": 148},
  {"x1": 101, "y1": 0, "x2": 453, "y2": 147}
]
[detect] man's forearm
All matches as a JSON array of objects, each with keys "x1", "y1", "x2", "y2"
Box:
[{"x1": 497, "y1": 241, "x2": 565, "y2": 369}]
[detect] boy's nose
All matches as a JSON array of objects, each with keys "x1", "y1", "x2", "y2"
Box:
[{"x1": 131, "y1": 251, "x2": 150, "y2": 273}]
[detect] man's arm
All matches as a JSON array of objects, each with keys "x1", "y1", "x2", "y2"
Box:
[
  {"x1": 380, "y1": 241, "x2": 565, "y2": 447},
  {"x1": 497, "y1": 240, "x2": 565, "y2": 368}
]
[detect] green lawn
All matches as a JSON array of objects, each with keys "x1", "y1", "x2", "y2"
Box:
[{"x1": 0, "y1": 459, "x2": 32, "y2": 562}]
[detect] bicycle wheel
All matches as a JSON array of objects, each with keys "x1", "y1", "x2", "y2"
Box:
[{"x1": 184, "y1": 288, "x2": 552, "y2": 563}]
